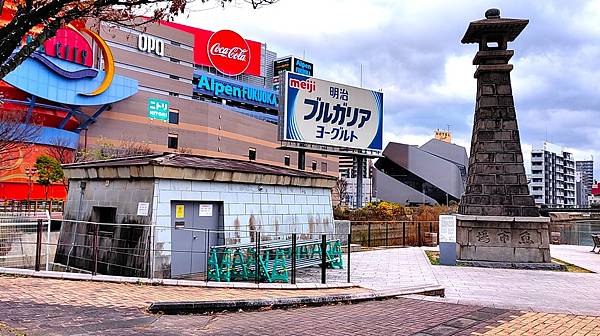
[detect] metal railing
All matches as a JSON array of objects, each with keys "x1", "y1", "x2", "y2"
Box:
[
  {"x1": 0, "y1": 212, "x2": 52, "y2": 270},
  {"x1": 0, "y1": 217, "x2": 351, "y2": 285}
]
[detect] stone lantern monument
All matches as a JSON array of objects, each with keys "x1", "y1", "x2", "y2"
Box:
[{"x1": 457, "y1": 9, "x2": 556, "y2": 268}]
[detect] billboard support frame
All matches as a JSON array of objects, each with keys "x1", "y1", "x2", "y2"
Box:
[{"x1": 278, "y1": 71, "x2": 383, "y2": 209}]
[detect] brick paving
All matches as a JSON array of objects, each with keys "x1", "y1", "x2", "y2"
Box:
[
  {"x1": 476, "y1": 312, "x2": 600, "y2": 335},
  {"x1": 2, "y1": 275, "x2": 600, "y2": 335},
  {"x1": 0, "y1": 274, "x2": 521, "y2": 336},
  {"x1": 0, "y1": 275, "x2": 367, "y2": 309}
]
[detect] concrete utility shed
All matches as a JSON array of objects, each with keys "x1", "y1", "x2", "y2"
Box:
[{"x1": 58, "y1": 153, "x2": 336, "y2": 278}]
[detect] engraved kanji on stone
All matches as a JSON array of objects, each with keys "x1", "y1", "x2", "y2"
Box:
[
  {"x1": 476, "y1": 230, "x2": 491, "y2": 243},
  {"x1": 519, "y1": 230, "x2": 534, "y2": 245},
  {"x1": 497, "y1": 231, "x2": 511, "y2": 244}
]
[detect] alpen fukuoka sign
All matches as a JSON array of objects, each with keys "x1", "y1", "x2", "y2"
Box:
[{"x1": 279, "y1": 72, "x2": 383, "y2": 151}]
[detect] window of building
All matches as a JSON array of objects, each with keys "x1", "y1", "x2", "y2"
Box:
[
  {"x1": 169, "y1": 108, "x2": 179, "y2": 124},
  {"x1": 170, "y1": 57, "x2": 181, "y2": 63},
  {"x1": 284, "y1": 155, "x2": 290, "y2": 166},
  {"x1": 311, "y1": 160, "x2": 317, "y2": 171},
  {"x1": 168, "y1": 133, "x2": 178, "y2": 149},
  {"x1": 169, "y1": 74, "x2": 180, "y2": 80},
  {"x1": 169, "y1": 92, "x2": 179, "y2": 97},
  {"x1": 321, "y1": 162, "x2": 328, "y2": 172},
  {"x1": 248, "y1": 147, "x2": 256, "y2": 161}
]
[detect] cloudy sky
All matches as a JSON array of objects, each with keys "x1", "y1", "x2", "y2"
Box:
[{"x1": 180, "y1": 0, "x2": 600, "y2": 178}]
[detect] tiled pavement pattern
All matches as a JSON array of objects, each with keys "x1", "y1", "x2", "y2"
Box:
[
  {"x1": 298, "y1": 247, "x2": 438, "y2": 290},
  {"x1": 0, "y1": 278, "x2": 521, "y2": 336},
  {"x1": 476, "y1": 312, "x2": 600, "y2": 335},
  {"x1": 0, "y1": 275, "x2": 367, "y2": 309},
  {"x1": 551, "y1": 244, "x2": 600, "y2": 273},
  {"x1": 427, "y1": 245, "x2": 600, "y2": 315}
]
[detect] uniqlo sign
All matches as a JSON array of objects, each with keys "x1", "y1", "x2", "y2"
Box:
[{"x1": 159, "y1": 21, "x2": 262, "y2": 77}]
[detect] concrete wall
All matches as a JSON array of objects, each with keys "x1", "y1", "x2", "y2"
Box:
[
  {"x1": 63, "y1": 179, "x2": 155, "y2": 224},
  {"x1": 151, "y1": 179, "x2": 334, "y2": 277},
  {"x1": 57, "y1": 179, "x2": 155, "y2": 276}
]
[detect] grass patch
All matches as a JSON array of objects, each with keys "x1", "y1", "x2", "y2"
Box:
[
  {"x1": 424, "y1": 250, "x2": 439, "y2": 265},
  {"x1": 424, "y1": 250, "x2": 594, "y2": 273},
  {"x1": 551, "y1": 258, "x2": 594, "y2": 273},
  {"x1": 0, "y1": 322, "x2": 26, "y2": 336}
]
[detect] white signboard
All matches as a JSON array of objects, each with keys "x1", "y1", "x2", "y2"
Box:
[
  {"x1": 137, "y1": 202, "x2": 150, "y2": 216},
  {"x1": 199, "y1": 204, "x2": 213, "y2": 217},
  {"x1": 279, "y1": 72, "x2": 383, "y2": 151},
  {"x1": 439, "y1": 215, "x2": 457, "y2": 243}
]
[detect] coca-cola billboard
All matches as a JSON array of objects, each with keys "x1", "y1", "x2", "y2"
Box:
[
  {"x1": 207, "y1": 30, "x2": 250, "y2": 76},
  {"x1": 159, "y1": 21, "x2": 262, "y2": 77}
]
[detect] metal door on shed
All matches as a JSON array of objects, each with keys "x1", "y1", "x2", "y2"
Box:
[{"x1": 171, "y1": 201, "x2": 222, "y2": 278}]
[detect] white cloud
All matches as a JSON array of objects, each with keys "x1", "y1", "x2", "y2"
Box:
[{"x1": 180, "y1": 1, "x2": 600, "y2": 180}]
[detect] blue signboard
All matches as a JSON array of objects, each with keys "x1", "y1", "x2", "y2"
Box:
[
  {"x1": 279, "y1": 72, "x2": 383, "y2": 151},
  {"x1": 293, "y1": 58, "x2": 313, "y2": 76},
  {"x1": 193, "y1": 70, "x2": 278, "y2": 109},
  {"x1": 3, "y1": 55, "x2": 138, "y2": 106}
]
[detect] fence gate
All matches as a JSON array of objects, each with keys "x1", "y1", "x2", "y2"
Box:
[{"x1": 170, "y1": 201, "x2": 221, "y2": 278}]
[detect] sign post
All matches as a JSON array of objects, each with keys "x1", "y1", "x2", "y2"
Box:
[{"x1": 439, "y1": 215, "x2": 457, "y2": 266}]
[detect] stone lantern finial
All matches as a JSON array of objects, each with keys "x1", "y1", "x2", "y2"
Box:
[{"x1": 485, "y1": 8, "x2": 500, "y2": 19}]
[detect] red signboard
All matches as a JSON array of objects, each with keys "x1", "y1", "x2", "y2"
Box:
[
  {"x1": 207, "y1": 30, "x2": 250, "y2": 76},
  {"x1": 41, "y1": 27, "x2": 94, "y2": 66},
  {"x1": 159, "y1": 21, "x2": 262, "y2": 77}
]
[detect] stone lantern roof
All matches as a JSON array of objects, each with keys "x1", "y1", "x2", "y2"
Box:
[{"x1": 461, "y1": 8, "x2": 529, "y2": 47}]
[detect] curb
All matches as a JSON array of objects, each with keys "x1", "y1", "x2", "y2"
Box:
[
  {"x1": 148, "y1": 284, "x2": 445, "y2": 314},
  {"x1": 0, "y1": 267, "x2": 357, "y2": 290}
]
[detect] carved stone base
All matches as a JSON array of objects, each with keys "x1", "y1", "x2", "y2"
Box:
[{"x1": 456, "y1": 214, "x2": 551, "y2": 263}]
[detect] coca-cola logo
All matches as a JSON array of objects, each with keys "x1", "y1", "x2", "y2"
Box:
[{"x1": 207, "y1": 30, "x2": 251, "y2": 76}]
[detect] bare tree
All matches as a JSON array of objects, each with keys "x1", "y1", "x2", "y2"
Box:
[
  {"x1": 332, "y1": 178, "x2": 349, "y2": 207},
  {"x1": 0, "y1": 0, "x2": 279, "y2": 80},
  {"x1": 0, "y1": 109, "x2": 40, "y2": 169},
  {"x1": 47, "y1": 137, "x2": 75, "y2": 164},
  {"x1": 75, "y1": 138, "x2": 155, "y2": 162}
]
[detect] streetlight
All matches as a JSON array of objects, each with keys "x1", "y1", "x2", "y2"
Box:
[{"x1": 25, "y1": 166, "x2": 37, "y2": 212}]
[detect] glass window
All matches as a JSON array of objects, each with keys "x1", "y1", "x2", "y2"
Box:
[
  {"x1": 249, "y1": 147, "x2": 256, "y2": 161},
  {"x1": 284, "y1": 155, "x2": 290, "y2": 166},
  {"x1": 168, "y1": 133, "x2": 178, "y2": 149},
  {"x1": 312, "y1": 160, "x2": 317, "y2": 171},
  {"x1": 169, "y1": 108, "x2": 179, "y2": 124},
  {"x1": 321, "y1": 162, "x2": 327, "y2": 172}
]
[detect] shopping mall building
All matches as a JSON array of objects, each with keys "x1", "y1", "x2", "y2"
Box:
[{"x1": 0, "y1": 9, "x2": 337, "y2": 203}]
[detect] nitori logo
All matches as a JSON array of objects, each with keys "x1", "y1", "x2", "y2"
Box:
[{"x1": 289, "y1": 78, "x2": 316, "y2": 93}]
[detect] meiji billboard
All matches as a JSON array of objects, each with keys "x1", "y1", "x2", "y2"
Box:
[
  {"x1": 279, "y1": 72, "x2": 383, "y2": 151},
  {"x1": 159, "y1": 21, "x2": 261, "y2": 76}
]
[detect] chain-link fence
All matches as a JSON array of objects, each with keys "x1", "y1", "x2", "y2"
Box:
[
  {"x1": 0, "y1": 212, "x2": 52, "y2": 270},
  {"x1": 0, "y1": 217, "x2": 351, "y2": 285}
]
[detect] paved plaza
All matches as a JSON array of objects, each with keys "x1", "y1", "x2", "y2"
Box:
[
  {"x1": 306, "y1": 244, "x2": 600, "y2": 315},
  {"x1": 2, "y1": 244, "x2": 600, "y2": 334}
]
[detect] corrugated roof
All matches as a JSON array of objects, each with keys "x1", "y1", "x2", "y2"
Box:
[{"x1": 63, "y1": 153, "x2": 334, "y2": 180}]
